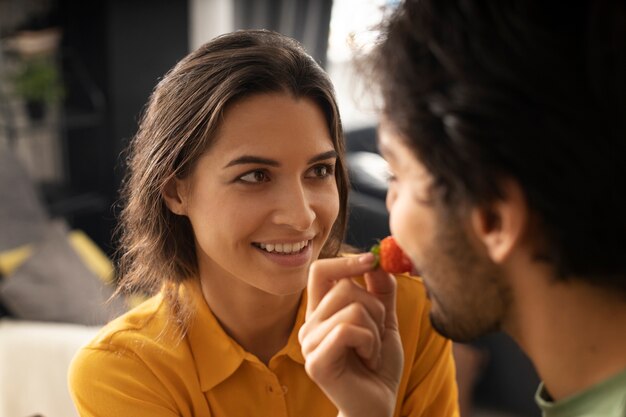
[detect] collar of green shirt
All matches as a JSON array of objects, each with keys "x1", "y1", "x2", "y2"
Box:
[{"x1": 535, "y1": 367, "x2": 626, "y2": 417}]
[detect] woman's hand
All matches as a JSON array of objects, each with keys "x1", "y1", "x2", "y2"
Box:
[{"x1": 299, "y1": 253, "x2": 404, "y2": 417}]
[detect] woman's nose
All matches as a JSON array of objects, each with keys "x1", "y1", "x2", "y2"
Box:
[{"x1": 271, "y1": 181, "x2": 316, "y2": 231}]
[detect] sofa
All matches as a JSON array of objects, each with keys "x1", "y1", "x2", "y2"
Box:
[
  {"x1": 0, "y1": 148, "x2": 126, "y2": 417},
  {"x1": 0, "y1": 319, "x2": 101, "y2": 417}
]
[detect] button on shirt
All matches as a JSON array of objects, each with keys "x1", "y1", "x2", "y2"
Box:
[{"x1": 69, "y1": 275, "x2": 459, "y2": 417}]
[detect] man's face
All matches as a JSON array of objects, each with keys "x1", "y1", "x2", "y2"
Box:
[{"x1": 378, "y1": 121, "x2": 512, "y2": 342}]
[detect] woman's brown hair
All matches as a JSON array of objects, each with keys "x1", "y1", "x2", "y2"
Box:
[{"x1": 115, "y1": 30, "x2": 348, "y2": 321}]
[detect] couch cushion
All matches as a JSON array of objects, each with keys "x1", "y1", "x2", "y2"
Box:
[
  {"x1": 0, "y1": 222, "x2": 126, "y2": 325},
  {"x1": 0, "y1": 229, "x2": 115, "y2": 282}
]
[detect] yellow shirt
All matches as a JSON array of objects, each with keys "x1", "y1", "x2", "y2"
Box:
[{"x1": 68, "y1": 275, "x2": 459, "y2": 417}]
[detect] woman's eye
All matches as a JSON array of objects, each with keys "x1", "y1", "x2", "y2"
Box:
[
  {"x1": 308, "y1": 163, "x2": 334, "y2": 179},
  {"x1": 239, "y1": 170, "x2": 269, "y2": 183}
]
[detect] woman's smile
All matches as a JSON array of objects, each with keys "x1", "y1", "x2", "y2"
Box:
[
  {"x1": 252, "y1": 239, "x2": 314, "y2": 267},
  {"x1": 253, "y1": 239, "x2": 312, "y2": 254}
]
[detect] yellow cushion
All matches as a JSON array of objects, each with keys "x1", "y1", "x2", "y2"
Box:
[
  {"x1": 0, "y1": 230, "x2": 114, "y2": 283},
  {"x1": 68, "y1": 230, "x2": 115, "y2": 284},
  {"x1": 0, "y1": 245, "x2": 33, "y2": 276}
]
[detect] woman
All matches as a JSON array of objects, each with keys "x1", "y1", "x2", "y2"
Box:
[{"x1": 69, "y1": 29, "x2": 458, "y2": 417}]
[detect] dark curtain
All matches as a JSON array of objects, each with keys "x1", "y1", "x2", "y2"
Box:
[{"x1": 233, "y1": 0, "x2": 333, "y2": 68}]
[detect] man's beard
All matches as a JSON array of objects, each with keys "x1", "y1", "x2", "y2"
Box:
[{"x1": 421, "y1": 208, "x2": 512, "y2": 343}]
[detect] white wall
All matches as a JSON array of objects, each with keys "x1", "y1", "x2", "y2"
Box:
[{"x1": 189, "y1": 0, "x2": 235, "y2": 51}]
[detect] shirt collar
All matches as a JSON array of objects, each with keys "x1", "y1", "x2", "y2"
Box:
[
  {"x1": 281, "y1": 290, "x2": 307, "y2": 365},
  {"x1": 184, "y1": 279, "x2": 307, "y2": 391},
  {"x1": 185, "y1": 279, "x2": 246, "y2": 391},
  {"x1": 535, "y1": 382, "x2": 554, "y2": 409},
  {"x1": 535, "y1": 367, "x2": 626, "y2": 416}
]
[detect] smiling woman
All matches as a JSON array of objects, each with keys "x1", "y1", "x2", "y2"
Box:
[
  {"x1": 67, "y1": 29, "x2": 459, "y2": 417},
  {"x1": 162, "y1": 93, "x2": 341, "y2": 304}
]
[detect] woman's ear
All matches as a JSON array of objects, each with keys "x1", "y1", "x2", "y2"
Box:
[
  {"x1": 162, "y1": 177, "x2": 188, "y2": 216},
  {"x1": 470, "y1": 179, "x2": 528, "y2": 264}
]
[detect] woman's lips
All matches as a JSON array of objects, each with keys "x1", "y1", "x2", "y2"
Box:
[{"x1": 253, "y1": 241, "x2": 313, "y2": 267}]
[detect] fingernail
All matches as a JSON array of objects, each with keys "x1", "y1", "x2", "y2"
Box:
[{"x1": 358, "y1": 252, "x2": 375, "y2": 265}]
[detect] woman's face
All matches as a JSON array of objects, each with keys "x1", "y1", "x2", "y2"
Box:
[{"x1": 172, "y1": 93, "x2": 340, "y2": 296}]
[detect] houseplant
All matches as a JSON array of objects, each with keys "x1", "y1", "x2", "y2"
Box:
[{"x1": 11, "y1": 55, "x2": 65, "y2": 121}]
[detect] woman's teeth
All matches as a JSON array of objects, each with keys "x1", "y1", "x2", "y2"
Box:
[{"x1": 257, "y1": 240, "x2": 309, "y2": 254}]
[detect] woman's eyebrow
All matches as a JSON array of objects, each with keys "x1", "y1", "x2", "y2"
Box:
[
  {"x1": 308, "y1": 150, "x2": 338, "y2": 164},
  {"x1": 224, "y1": 150, "x2": 338, "y2": 169},
  {"x1": 223, "y1": 156, "x2": 280, "y2": 168}
]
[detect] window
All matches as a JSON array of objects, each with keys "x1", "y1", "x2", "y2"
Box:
[{"x1": 326, "y1": 0, "x2": 399, "y2": 131}]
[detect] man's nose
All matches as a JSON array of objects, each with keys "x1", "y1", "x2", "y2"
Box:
[{"x1": 386, "y1": 186, "x2": 397, "y2": 213}]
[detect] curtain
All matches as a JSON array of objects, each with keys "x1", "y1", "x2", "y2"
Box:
[{"x1": 233, "y1": 0, "x2": 333, "y2": 68}]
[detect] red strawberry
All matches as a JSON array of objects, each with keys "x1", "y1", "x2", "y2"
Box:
[{"x1": 370, "y1": 236, "x2": 413, "y2": 274}]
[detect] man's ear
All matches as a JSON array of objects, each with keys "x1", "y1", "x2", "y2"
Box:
[
  {"x1": 470, "y1": 179, "x2": 528, "y2": 264},
  {"x1": 162, "y1": 176, "x2": 188, "y2": 216}
]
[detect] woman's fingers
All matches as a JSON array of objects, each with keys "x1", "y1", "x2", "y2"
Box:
[
  {"x1": 301, "y1": 254, "x2": 399, "y2": 370},
  {"x1": 304, "y1": 323, "x2": 380, "y2": 382},
  {"x1": 306, "y1": 253, "x2": 376, "y2": 316},
  {"x1": 363, "y1": 269, "x2": 399, "y2": 330},
  {"x1": 303, "y1": 277, "x2": 386, "y2": 335},
  {"x1": 300, "y1": 255, "x2": 405, "y2": 417},
  {"x1": 300, "y1": 301, "x2": 382, "y2": 369}
]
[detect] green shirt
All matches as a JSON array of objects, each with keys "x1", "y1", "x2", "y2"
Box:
[{"x1": 536, "y1": 368, "x2": 626, "y2": 417}]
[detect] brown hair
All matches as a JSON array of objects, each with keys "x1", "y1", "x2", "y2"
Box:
[{"x1": 115, "y1": 29, "x2": 348, "y2": 319}]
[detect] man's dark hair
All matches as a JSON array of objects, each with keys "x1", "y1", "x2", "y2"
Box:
[{"x1": 371, "y1": 1, "x2": 625, "y2": 290}]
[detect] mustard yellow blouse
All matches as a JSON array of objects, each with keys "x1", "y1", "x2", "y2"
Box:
[{"x1": 68, "y1": 275, "x2": 459, "y2": 417}]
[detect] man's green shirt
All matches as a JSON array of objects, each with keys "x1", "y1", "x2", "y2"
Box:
[{"x1": 536, "y1": 368, "x2": 626, "y2": 417}]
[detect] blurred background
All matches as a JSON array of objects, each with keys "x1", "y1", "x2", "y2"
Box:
[
  {"x1": 0, "y1": 1, "x2": 540, "y2": 417},
  {"x1": 0, "y1": 0, "x2": 393, "y2": 257}
]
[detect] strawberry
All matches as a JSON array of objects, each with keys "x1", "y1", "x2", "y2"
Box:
[{"x1": 370, "y1": 236, "x2": 413, "y2": 274}]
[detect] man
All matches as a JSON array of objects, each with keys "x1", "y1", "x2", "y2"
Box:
[{"x1": 299, "y1": 1, "x2": 626, "y2": 416}]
